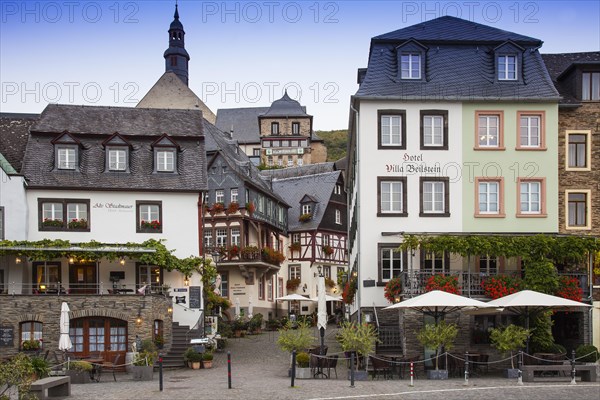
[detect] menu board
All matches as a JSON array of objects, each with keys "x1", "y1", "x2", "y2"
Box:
[
  {"x1": 189, "y1": 286, "x2": 202, "y2": 309},
  {"x1": 0, "y1": 326, "x2": 14, "y2": 347}
]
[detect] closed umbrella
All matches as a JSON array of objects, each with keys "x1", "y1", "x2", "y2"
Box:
[
  {"x1": 58, "y1": 302, "x2": 72, "y2": 351},
  {"x1": 317, "y1": 275, "x2": 327, "y2": 355},
  {"x1": 248, "y1": 294, "x2": 253, "y2": 319},
  {"x1": 234, "y1": 297, "x2": 240, "y2": 318}
]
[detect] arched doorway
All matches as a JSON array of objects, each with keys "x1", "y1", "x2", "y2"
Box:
[{"x1": 69, "y1": 317, "x2": 127, "y2": 364}]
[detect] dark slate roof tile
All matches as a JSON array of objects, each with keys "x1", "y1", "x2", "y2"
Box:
[
  {"x1": 0, "y1": 113, "x2": 39, "y2": 173},
  {"x1": 542, "y1": 52, "x2": 600, "y2": 105},
  {"x1": 261, "y1": 92, "x2": 310, "y2": 117},
  {"x1": 215, "y1": 107, "x2": 268, "y2": 144}
]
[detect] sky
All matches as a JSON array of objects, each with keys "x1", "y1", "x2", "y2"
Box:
[{"x1": 1, "y1": 0, "x2": 599, "y2": 130}]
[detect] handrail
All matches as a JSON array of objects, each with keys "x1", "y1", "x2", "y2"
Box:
[{"x1": 372, "y1": 302, "x2": 379, "y2": 330}]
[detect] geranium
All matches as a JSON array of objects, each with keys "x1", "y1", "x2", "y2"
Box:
[
  {"x1": 482, "y1": 275, "x2": 522, "y2": 299},
  {"x1": 384, "y1": 277, "x2": 403, "y2": 303},
  {"x1": 286, "y1": 278, "x2": 301, "y2": 291},
  {"x1": 227, "y1": 202, "x2": 239, "y2": 214},
  {"x1": 211, "y1": 202, "x2": 225, "y2": 214},
  {"x1": 67, "y1": 218, "x2": 88, "y2": 229},
  {"x1": 556, "y1": 276, "x2": 583, "y2": 302},
  {"x1": 141, "y1": 220, "x2": 161, "y2": 230},
  {"x1": 42, "y1": 218, "x2": 63, "y2": 227},
  {"x1": 322, "y1": 245, "x2": 334, "y2": 256},
  {"x1": 342, "y1": 275, "x2": 358, "y2": 304},
  {"x1": 425, "y1": 274, "x2": 460, "y2": 294},
  {"x1": 228, "y1": 245, "x2": 240, "y2": 258}
]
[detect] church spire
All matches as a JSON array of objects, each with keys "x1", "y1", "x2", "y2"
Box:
[{"x1": 163, "y1": 2, "x2": 190, "y2": 86}]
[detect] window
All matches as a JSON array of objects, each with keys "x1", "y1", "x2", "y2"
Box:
[
  {"x1": 292, "y1": 233, "x2": 300, "y2": 243},
  {"x1": 420, "y1": 111, "x2": 448, "y2": 150},
  {"x1": 517, "y1": 112, "x2": 545, "y2": 150},
  {"x1": 137, "y1": 201, "x2": 162, "y2": 232},
  {"x1": 278, "y1": 277, "x2": 284, "y2": 298},
  {"x1": 253, "y1": 149, "x2": 261, "y2": 157},
  {"x1": 498, "y1": 55, "x2": 517, "y2": 80},
  {"x1": 156, "y1": 150, "x2": 175, "y2": 172},
  {"x1": 378, "y1": 111, "x2": 406, "y2": 149},
  {"x1": 170, "y1": 56, "x2": 177, "y2": 66},
  {"x1": 323, "y1": 266, "x2": 331, "y2": 279},
  {"x1": 258, "y1": 195, "x2": 265, "y2": 213},
  {"x1": 267, "y1": 277, "x2": 273, "y2": 301},
  {"x1": 20, "y1": 321, "x2": 43, "y2": 348},
  {"x1": 57, "y1": 147, "x2": 77, "y2": 170},
  {"x1": 204, "y1": 230, "x2": 213, "y2": 248},
  {"x1": 566, "y1": 191, "x2": 591, "y2": 229},
  {"x1": 39, "y1": 199, "x2": 90, "y2": 231},
  {"x1": 297, "y1": 158, "x2": 303, "y2": 166},
  {"x1": 277, "y1": 157, "x2": 283, "y2": 167},
  {"x1": 323, "y1": 235, "x2": 330, "y2": 246},
  {"x1": 153, "y1": 320, "x2": 164, "y2": 345},
  {"x1": 215, "y1": 190, "x2": 224, "y2": 204},
  {"x1": 258, "y1": 276, "x2": 265, "y2": 300},
  {"x1": 289, "y1": 264, "x2": 301, "y2": 280},
  {"x1": 230, "y1": 188, "x2": 238, "y2": 203},
  {"x1": 517, "y1": 178, "x2": 546, "y2": 217},
  {"x1": 475, "y1": 178, "x2": 505, "y2": 217},
  {"x1": 582, "y1": 72, "x2": 600, "y2": 101},
  {"x1": 220, "y1": 272, "x2": 229, "y2": 297},
  {"x1": 287, "y1": 158, "x2": 293, "y2": 167},
  {"x1": 292, "y1": 122, "x2": 300, "y2": 135},
  {"x1": 335, "y1": 209, "x2": 341, "y2": 225},
  {"x1": 230, "y1": 228, "x2": 240, "y2": 246},
  {"x1": 32, "y1": 262, "x2": 61, "y2": 292},
  {"x1": 379, "y1": 246, "x2": 404, "y2": 281},
  {"x1": 400, "y1": 53, "x2": 421, "y2": 79},
  {"x1": 421, "y1": 250, "x2": 449, "y2": 273},
  {"x1": 271, "y1": 122, "x2": 279, "y2": 135},
  {"x1": 216, "y1": 229, "x2": 227, "y2": 247},
  {"x1": 268, "y1": 156, "x2": 273, "y2": 166},
  {"x1": 566, "y1": 130, "x2": 591, "y2": 170},
  {"x1": 334, "y1": 184, "x2": 342, "y2": 195},
  {"x1": 475, "y1": 111, "x2": 504, "y2": 149},
  {"x1": 478, "y1": 255, "x2": 499, "y2": 275},
  {"x1": 108, "y1": 148, "x2": 127, "y2": 171},
  {"x1": 420, "y1": 178, "x2": 449, "y2": 216},
  {"x1": 378, "y1": 177, "x2": 407, "y2": 216},
  {"x1": 301, "y1": 204, "x2": 312, "y2": 214}
]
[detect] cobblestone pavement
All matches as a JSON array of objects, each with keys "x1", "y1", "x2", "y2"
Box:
[{"x1": 58, "y1": 328, "x2": 599, "y2": 400}]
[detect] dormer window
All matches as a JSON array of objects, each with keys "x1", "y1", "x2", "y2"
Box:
[
  {"x1": 152, "y1": 134, "x2": 179, "y2": 174},
  {"x1": 57, "y1": 147, "x2": 77, "y2": 170},
  {"x1": 302, "y1": 204, "x2": 312, "y2": 214},
  {"x1": 108, "y1": 148, "x2": 127, "y2": 171},
  {"x1": 401, "y1": 53, "x2": 421, "y2": 79},
  {"x1": 498, "y1": 55, "x2": 517, "y2": 80},
  {"x1": 103, "y1": 133, "x2": 131, "y2": 173},
  {"x1": 582, "y1": 72, "x2": 600, "y2": 101}
]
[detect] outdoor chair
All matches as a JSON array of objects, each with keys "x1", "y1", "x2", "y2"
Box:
[
  {"x1": 324, "y1": 355, "x2": 339, "y2": 379},
  {"x1": 369, "y1": 355, "x2": 393, "y2": 380},
  {"x1": 310, "y1": 353, "x2": 327, "y2": 378},
  {"x1": 101, "y1": 354, "x2": 121, "y2": 382}
]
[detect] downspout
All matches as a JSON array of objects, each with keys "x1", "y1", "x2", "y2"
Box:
[
  {"x1": 589, "y1": 246, "x2": 595, "y2": 345},
  {"x1": 350, "y1": 103, "x2": 361, "y2": 324},
  {"x1": 198, "y1": 191, "x2": 206, "y2": 338}
]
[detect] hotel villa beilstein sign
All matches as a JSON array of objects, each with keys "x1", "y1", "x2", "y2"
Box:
[{"x1": 386, "y1": 153, "x2": 442, "y2": 174}]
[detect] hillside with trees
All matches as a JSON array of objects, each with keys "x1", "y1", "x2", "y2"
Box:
[{"x1": 316, "y1": 130, "x2": 348, "y2": 162}]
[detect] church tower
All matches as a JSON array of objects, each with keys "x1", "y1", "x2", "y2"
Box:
[{"x1": 163, "y1": 3, "x2": 190, "y2": 86}]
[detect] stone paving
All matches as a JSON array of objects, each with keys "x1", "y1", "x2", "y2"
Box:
[{"x1": 57, "y1": 328, "x2": 599, "y2": 400}]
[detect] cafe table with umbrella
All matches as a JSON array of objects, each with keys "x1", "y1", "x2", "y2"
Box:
[
  {"x1": 275, "y1": 294, "x2": 315, "y2": 319},
  {"x1": 484, "y1": 290, "x2": 592, "y2": 353}
]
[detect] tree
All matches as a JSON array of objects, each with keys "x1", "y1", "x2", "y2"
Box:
[
  {"x1": 489, "y1": 325, "x2": 530, "y2": 369},
  {"x1": 416, "y1": 321, "x2": 458, "y2": 370},
  {"x1": 277, "y1": 321, "x2": 315, "y2": 355},
  {"x1": 336, "y1": 321, "x2": 379, "y2": 370}
]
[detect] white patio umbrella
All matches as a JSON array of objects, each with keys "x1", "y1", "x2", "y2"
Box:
[
  {"x1": 58, "y1": 302, "x2": 72, "y2": 351},
  {"x1": 310, "y1": 294, "x2": 342, "y2": 302},
  {"x1": 275, "y1": 294, "x2": 315, "y2": 301},
  {"x1": 317, "y1": 275, "x2": 327, "y2": 354}
]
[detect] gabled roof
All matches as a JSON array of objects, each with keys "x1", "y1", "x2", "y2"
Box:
[
  {"x1": 22, "y1": 104, "x2": 207, "y2": 192},
  {"x1": 357, "y1": 17, "x2": 558, "y2": 100},
  {"x1": 271, "y1": 171, "x2": 341, "y2": 231},
  {"x1": 0, "y1": 113, "x2": 39, "y2": 173},
  {"x1": 215, "y1": 107, "x2": 269, "y2": 144},
  {"x1": 373, "y1": 16, "x2": 541, "y2": 44},
  {"x1": 260, "y1": 91, "x2": 311, "y2": 118},
  {"x1": 542, "y1": 52, "x2": 600, "y2": 105},
  {"x1": 136, "y1": 71, "x2": 216, "y2": 124}
]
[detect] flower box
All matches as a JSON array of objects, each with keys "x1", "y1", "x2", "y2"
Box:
[
  {"x1": 298, "y1": 213, "x2": 312, "y2": 222},
  {"x1": 322, "y1": 245, "x2": 334, "y2": 256},
  {"x1": 42, "y1": 218, "x2": 63, "y2": 228},
  {"x1": 286, "y1": 278, "x2": 301, "y2": 291},
  {"x1": 140, "y1": 220, "x2": 161, "y2": 230},
  {"x1": 290, "y1": 242, "x2": 301, "y2": 252},
  {"x1": 227, "y1": 202, "x2": 239, "y2": 214},
  {"x1": 67, "y1": 218, "x2": 88, "y2": 229},
  {"x1": 211, "y1": 203, "x2": 225, "y2": 214}
]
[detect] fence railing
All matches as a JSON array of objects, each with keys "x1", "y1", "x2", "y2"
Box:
[{"x1": 2, "y1": 282, "x2": 170, "y2": 296}]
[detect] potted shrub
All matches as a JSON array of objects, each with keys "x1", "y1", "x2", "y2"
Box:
[
  {"x1": 336, "y1": 321, "x2": 379, "y2": 380},
  {"x1": 132, "y1": 339, "x2": 157, "y2": 381},
  {"x1": 416, "y1": 321, "x2": 458, "y2": 379},
  {"x1": 184, "y1": 347, "x2": 203, "y2": 370},
  {"x1": 202, "y1": 351, "x2": 214, "y2": 369},
  {"x1": 248, "y1": 313, "x2": 263, "y2": 334},
  {"x1": 295, "y1": 352, "x2": 312, "y2": 379},
  {"x1": 232, "y1": 318, "x2": 248, "y2": 337},
  {"x1": 65, "y1": 360, "x2": 92, "y2": 384},
  {"x1": 277, "y1": 321, "x2": 315, "y2": 374},
  {"x1": 30, "y1": 356, "x2": 50, "y2": 380},
  {"x1": 489, "y1": 324, "x2": 530, "y2": 378},
  {"x1": 575, "y1": 344, "x2": 599, "y2": 364}
]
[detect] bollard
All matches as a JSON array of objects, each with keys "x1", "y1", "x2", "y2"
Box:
[
  {"x1": 570, "y1": 349, "x2": 576, "y2": 385},
  {"x1": 410, "y1": 362, "x2": 414, "y2": 387},
  {"x1": 228, "y1": 351, "x2": 232, "y2": 389},
  {"x1": 350, "y1": 352, "x2": 355, "y2": 388},
  {"x1": 517, "y1": 351, "x2": 523, "y2": 385},
  {"x1": 291, "y1": 350, "x2": 297, "y2": 387},
  {"x1": 158, "y1": 356, "x2": 163, "y2": 391},
  {"x1": 464, "y1": 351, "x2": 469, "y2": 386}
]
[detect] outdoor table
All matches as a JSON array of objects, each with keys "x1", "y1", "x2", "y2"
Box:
[
  {"x1": 378, "y1": 354, "x2": 405, "y2": 379},
  {"x1": 82, "y1": 358, "x2": 104, "y2": 382}
]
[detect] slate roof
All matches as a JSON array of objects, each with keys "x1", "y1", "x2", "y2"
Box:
[
  {"x1": 271, "y1": 171, "x2": 341, "y2": 231},
  {"x1": 22, "y1": 104, "x2": 207, "y2": 192},
  {"x1": 261, "y1": 92, "x2": 310, "y2": 117},
  {"x1": 357, "y1": 16, "x2": 559, "y2": 100},
  {"x1": 216, "y1": 107, "x2": 268, "y2": 144},
  {"x1": 0, "y1": 113, "x2": 39, "y2": 173},
  {"x1": 542, "y1": 52, "x2": 600, "y2": 105}
]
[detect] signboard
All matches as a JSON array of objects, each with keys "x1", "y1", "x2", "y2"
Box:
[
  {"x1": 231, "y1": 284, "x2": 246, "y2": 296},
  {"x1": 189, "y1": 286, "x2": 202, "y2": 309},
  {"x1": 265, "y1": 148, "x2": 304, "y2": 156},
  {"x1": 173, "y1": 288, "x2": 188, "y2": 292},
  {"x1": 0, "y1": 326, "x2": 14, "y2": 347}
]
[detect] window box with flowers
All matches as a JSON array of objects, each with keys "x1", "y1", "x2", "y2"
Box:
[
  {"x1": 22, "y1": 339, "x2": 42, "y2": 351},
  {"x1": 245, "y1": 201, "x2": 256, "y2": 216},
  {"x1": 384, "y1": 277, "x2": 403, "y2": 303},
  {"x1": 262, "y1": 247, "x2": 285, "y2": 265},
  {"x1": 342, "y1": 275, "x2": 358, "y2": 304},
  {"x1": 286, "y1": 278, "x2": 301, "y2": 291},
  {"x1": 481, "y1": 275, "x2": 522, "y2": 299},
  {"x1": 228, "y1": 245, "x2": 240, "y2": 259},
  {"x1": 227, "y1": 202, "x2": 239, "y2": 214},
  {"x1": 67, "y1": 218, "x2": 88, "y2": 230},
  {"x1": 298, "y1": 213, "x2": 312, "y2": 223},
  {"x1": 211, "y1": 202, "x2": 225, "y2": 214},
  {"x1": 325, "y1": 277, "x2": 336, "y2": 289},
  {"x1": 425, "y1": 274, "x2": 460, "y2": 294},
  {"x1": 42, "y1": 218, "x2": 63, "y2": 228},
  {"x1": 140, "y1": 220, "x2": 161, "y2": 232},
  {"x1": 322, "y1": 245, "x2": 334, "y2": 256},
  {"x1": 556, "y1": 276, "x2": 583, "y2": 302},
  {"x1": 241, "y1": 246, "x2": 260, "y2": 260},
  {"x1": 290, "y1": 242, "x2": 301, "y2": 252}
]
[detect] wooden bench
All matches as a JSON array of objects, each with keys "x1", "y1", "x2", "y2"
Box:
[
  {"x1": 522, "y1": 364, "x2": 597, "y2": 382},
  {"x1": 29, "y1": 376, "x2": 71, "y2": 399}
]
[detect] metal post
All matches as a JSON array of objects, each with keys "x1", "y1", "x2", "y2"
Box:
[
  {"x1": 410, "y1": 362, "x2": 414, "y2": 387},
  {"x1": 350, "y1": 352, "x2": 355, "y2": 388},
  {"x1": 570, "y1": 349, "x2": 576, "y2": 385},
  {"x1": 320, "y1": 327, "x2": 325, "y2": 356},
  {"x1": 517, "y1": 350, "x2": 523, "y2": 385},
  {"x1": 227, "y1": 351, "x2": 232, "y2": 389},
  {"x1": 158, "y1": 356, "x2": 163, "y2": 391},
  {"x1": 464, "y1": 352, "x2": 469, "y2": 385},
  {"x1": 291, "y1": 350, "x2": 296, "y2": 387}
]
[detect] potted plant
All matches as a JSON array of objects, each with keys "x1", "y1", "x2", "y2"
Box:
[
  {"x1": 228, "y1": 245, "x2": 240, "y2": 259},
  {"x1": 245, "y1": 201, "x2": 256, "y2": 216},
  {"x1": 324, "y1": 277, "x2": 336, "y2": 289},
  {"x1": 248, "y1": 313, "x2": 263, "y2": 334},
  {"x1": 202, "y1": 351, "x2": 214, "y2": 369},
  {"x1": 425, "y1": 274, "x2": 460, "y2": 294},
  {"x1": 290, "y1": 242, "x2": 301, "y2": 252},
  {"x1": 322, "y1": 245, "x2": 334, "y2": 256},
  {"x1": 575, "y1": 344, "x2": 599, "y2": 364},
  {"x1": 65, "y1": 360, "x2": 92, "y2": 384},
  {"x1": 232, "y1": 317, "x2": 248, "y2": 337},
  {"x1": 211, "y1": 202, "x2": 225, "y2": 214},
  {"x1": 416, "y1": 320, "x2": 458, "y2": 379},
  {"x1": 295, "y1": 351, "x2": 312, "y2": 379},
  {"x1": 227, "y1": 202, "x2": 239, "y2": 214},
  {"x1": 298, "y1": 213, "x2": 312, "y2": 222},
  {"x1": 132, "y1": 339, "x2": 157, "y2": 380},
  {"x1": 184, "y1": 347, "x2": 203, "y2": 369},
  {"x1": 336, "y1": 321, "x2": 379, "y2": 380},
  {"x1": 29, "y1": 356, "x2": 50, "y2": 380},
  {"x1": 342, "y1": 275, "x2": 358, "y2": 304},
  {"x1": 489, "y1": 324, "x2": 530, "y2": 378},
  {"x1": 286, "y1": 278, "x2": 301, "y2": 292},
  {"x1": 42, "y1": 218, "x2": 63, "y2": 228},
  {"x1": 384, "y1": 277, "x2": 403, "y2": 303},
  {"x1": 21, "y1": 339, "x2": 41, "y2": 352},
  {"x1": 140, "y1": 219, "x2": 161, "y2": 230},
  {"x1": 67, "y1": 218, "x2": 88, "y2": 229},
  {"x1": 277, "y1": 321, "x2": 315, "y2": 374},
  {"x1": 153, "y1": 335, "x2": 164, "y2": 350},
  {"x1": 482, "y1": 275, "x2": 522, "y2": 299}
]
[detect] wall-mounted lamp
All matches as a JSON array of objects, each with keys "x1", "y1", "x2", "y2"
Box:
[
  {"x1": 40, "y1": 284, "x2": 46, "y2": 290},
  {"x1": 119, "y1": 257, "x2": 126, "y2": 266},
  {"x1": 317, "y1": 265, "x2": 323, "y2": 277},
  {"x1": 136, "y1": 311, "x2": 142, "y2": 325},
  {"x1": 302, "y1": 283, "x2": 307, "y2": 293},
  {"x1": 167, "y1": 306, "x2": 173, "y2": 314},
  {"x1": 69, "y1": 257, "x2": 74, "y2": 263},
  {"x1": 183, "y1": 276, "x2": 189, "y2": 286},
  {"x1": 15, "y1": 257, "x2": 22, "y2": 264},
  {"x1": 352, "y1": 271, "x2": 358, "y2": 278}
]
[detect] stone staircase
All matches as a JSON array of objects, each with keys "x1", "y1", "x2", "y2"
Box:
[
  {"x1": 158, "y1": 322, "x2": 192, "y2": 368},
  {"x1": 373, "y1": 307, "x2": 403, "y2": 354}
]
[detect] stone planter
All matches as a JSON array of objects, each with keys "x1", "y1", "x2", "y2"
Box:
[
  {"x1": 65, "y1": 370, "x2": 90, "y2": 384},
  {"x1": 125, "y1": 352, "x2": 135, "y2": 373},
  {"x1": 132, "y1": 365, "x2": 154, "y2": 381},
  {"x1": 202, "y1": 360, "x2": 213, "y2": 369},
  {"x1": 190, "y1": 361, "x2": 201, "y2": 370},
  {"x1": 347, "y1": 370, "x2": 369, "y2": 381},
  {"x1": 295, "y1": 367, "x2": 312, "y2": 379},
  {"x1": 427, "y1": 369, "x2": 448, "y2": 380},
  {"x1": 504, "y1": 368, "x2": 520, "y2": 379}
]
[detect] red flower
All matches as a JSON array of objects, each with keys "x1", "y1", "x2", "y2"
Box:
[
  {"x1": 556, "y1": 276, "x2": 582, "y2": 302},
  {"x1": 425, "y1": 274, "x2": 460, "y2": 294},
  {"x1": 481, "y1": 275, "x2": 522, "y2": 299}
]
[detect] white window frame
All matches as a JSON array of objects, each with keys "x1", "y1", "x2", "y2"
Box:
[
  {"x1": 216, "y1": 229, "x2": 227, "y2": 247},
  {"x1": 498, "y1": 55, "x2": 517, "y2": 81},
  {"x1": 519, "y1": 181, "x2": 541, "y2": 214},
  {"x1": 67, "y1": 203, "x2": 88, "y2": 222},
  {"x1": 230, "y1": 228, "x2": 240, "y2": 246},
  {"x1": 380, "y1": 115, "x2": 402, "y2": 146},
  {"x1": 43, "y1": 202, "x2": 63, "y2": 222},
  {"x1": 478, "y1": 115, "x2": 499, "y2": 147},
  {"x1": 301, "y1": 204, "x2": 312, "y2": 214},
  {"x1": 335, "y1": 209, "x2": 341, "y2": 225},
  {"x1": 422, "y1": 181, "x2": 445, "y2": 213},
  {"x1": 380, "y1": 247, "x2": 403, "y2": 281},
  {"x1": 478, "y1": 181, "x2": 499, "y2": 214},
  {"x1": 139, "y1": 204, "x2": 160, "y2": 223},
  {"x1": 230, "y1": 188, "x2": 239, "y2": 203},
  {"x1": 57, "y1": 147, "x2": 76, "y2": 170},
  {"x1": 156, "y1": 150, "x2": 175, "y2": 172},
  {"x1": 423, "y1": 115, "x2": 444, "y2": 147},
  {"x1": 519, "y1": 115, "x2": 541, "y2": 148},
  {"x1": 204, "y1": 231, "x2": 213, "y2": 247},
  {"x1": 215, "y1": 190, "x2": 224, "y2": 204},
  {"x1": 400, "y1": 53, "x2": 421, "y2": 79},
  {"x1": 289, "y1": 264, "x2": 301, "y2": 280},
  {"x1": 380, "y1": 180, "x2": 403, "y2": 213},
  {"x1": 108, "y1": 148, "x2": 127, "y2": 171}
]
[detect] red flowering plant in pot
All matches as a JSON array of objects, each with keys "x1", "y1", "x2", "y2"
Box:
[
  {"x1": 322, "y1": 245, "x2": 334, "y2": 256},
  {"x1": 227, "y1": 202, "x2": 239, "y2": 214},
  {"x1": 384, "y1": 277, "x2": 403, "y2": 304},
  {"x1": 342, "y1": 275, "x2": 358, "y2": 304},
  {"x1": 140, "y1": 219, "x2": 161, "y2": 230},
  {"x1": 556, "y1": 276, "x2": 583, "y2": 302},
  {"x1": 425, "y1": 274, "x2": 460, "y2": 294},
  {"x1": 245, "y1": 201, "x2": 256, "y2": 216},
  {"x1": 228, "y1": 245, "x2": 240, "y2": 259},
  {"x1": 481, "y1": 275, "x2": 522, "y2": 299},
  {"x1": 211, "y1": 202, "x2": 225, "y2": 215}
]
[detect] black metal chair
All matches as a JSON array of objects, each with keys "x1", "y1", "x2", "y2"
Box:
[
  {"x1": 325, "y1": 355, "x2": 339, "y2": 379},
  {"x1": 369, "y1": 355, "x2": 393, "y2": 380}
]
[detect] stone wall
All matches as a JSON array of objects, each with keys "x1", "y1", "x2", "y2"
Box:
[{"x1": 0, "y1": 294, "x2": 172, "y2": 357}]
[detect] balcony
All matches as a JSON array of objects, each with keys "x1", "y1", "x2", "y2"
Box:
[{"x1": 209, "y1": 246, "x2": 284, "y2": 268}]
